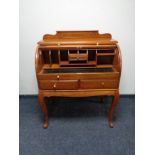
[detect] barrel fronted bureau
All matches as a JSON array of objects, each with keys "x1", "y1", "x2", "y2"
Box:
[{"x1": 35, "y1": 31, "x2": 122, "y2": 128}]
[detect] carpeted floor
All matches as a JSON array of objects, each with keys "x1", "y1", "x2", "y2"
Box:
[{"x1": 19, "y1": 95, "x2": 135, "y2": 155}]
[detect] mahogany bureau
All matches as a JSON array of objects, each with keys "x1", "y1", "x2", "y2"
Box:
[{"x1": 35, "y1": 31, "x2": 122, "y2": 128}]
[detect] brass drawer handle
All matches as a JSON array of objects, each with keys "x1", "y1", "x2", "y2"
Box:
[
  {"x1": 53, "y1": 83, "x2": 56, "y2": 89},
  {"x1": 57, "y1": 75, "x2": 60, "y2": 80}
]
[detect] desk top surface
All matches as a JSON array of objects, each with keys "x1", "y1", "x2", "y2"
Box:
[{"x1": 43, "y1": 68, "x2": 113, "y2": 73}]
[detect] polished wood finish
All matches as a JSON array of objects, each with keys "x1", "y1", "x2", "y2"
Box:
[
  {"x1": 39, "y1": 80, "x2": 79, "y2": 90},
  {"x1": 35, "y1": 31, "x2": 122, "y2": 128}
]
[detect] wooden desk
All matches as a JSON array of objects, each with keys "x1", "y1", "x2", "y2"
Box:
[{"x1": 35, "y1": 31, "x2": 122, "y2": 128}]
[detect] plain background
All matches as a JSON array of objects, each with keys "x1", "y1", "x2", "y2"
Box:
[{"x1": 19, "y1": 0, "x2": 135, "y2": 95}]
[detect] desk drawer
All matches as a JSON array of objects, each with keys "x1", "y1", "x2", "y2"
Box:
[
  {"x1": 80, "y1": 79, "x2": 118, "y2": 89},
  {"x1": 39, "y1": 80, "x2": 78, "y2": 90},
  {"x1": 38, "y1": 72, "x2": 119, "y2": 80}
]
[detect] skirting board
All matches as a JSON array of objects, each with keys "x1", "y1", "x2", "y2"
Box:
[{"x1": 19, "y1": 94, "x2": 135, "y2": 98}]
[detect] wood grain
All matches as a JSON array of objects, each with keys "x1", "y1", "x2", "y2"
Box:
[{"x1": 35, "y1": 31, "x2": 122, "y2": 128}]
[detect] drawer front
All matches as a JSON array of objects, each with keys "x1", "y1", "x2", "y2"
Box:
[
  {"x1": 80, "y1": 79, "x2": 118, "y2": 89},
  {"x1": 39, "y1": 80, "x2": 78, "y2": 90},
  {"x1": 38, "y1": 72, "x2": 119, "y2": 80}
]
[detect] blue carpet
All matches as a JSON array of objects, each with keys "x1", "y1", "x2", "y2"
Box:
[{"x1": 19, "y1": 96, "x2": 135, "y2": 155}]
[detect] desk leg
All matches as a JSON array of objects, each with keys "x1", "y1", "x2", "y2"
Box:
[
  {"x1": 108, "y1": 90, "x2": 119, "y2": 128},
  {"x1": 38, "y1": 93, "x2": 48, "y2": 129}
]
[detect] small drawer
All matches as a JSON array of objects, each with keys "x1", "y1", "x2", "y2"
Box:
[
  {"x1": 69, "y1": 53, "x2": 88, "y2": 61},
  {"x1": 80, "y1": 79, "x2": 118, "y2": 89},
  {"x1": 39, "y1": 80, "x2": 79, "y2": 90}
]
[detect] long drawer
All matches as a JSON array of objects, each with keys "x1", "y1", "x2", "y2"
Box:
[
  {"x1": 80, "y1": 79, "x2": 118, "y2": 89},
  {"x1": 39, "y1": 80, "x2": 79, "y2": 90},
  {"x1": 38, "y1": 72, "x2": 119, "y2": 80}
]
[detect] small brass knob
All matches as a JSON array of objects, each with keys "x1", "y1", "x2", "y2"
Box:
[
  {"x1": 57, "y1": 75, "x2": 60, "y2": 80},
  {"x1": 53, "y1": 83, "x2": 56, "y2": 89}
]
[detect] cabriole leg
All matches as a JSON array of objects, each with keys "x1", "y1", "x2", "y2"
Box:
[
  {"x1": 108, "y1": 90, "x2": 120, "y2": 128},
  {"x1": 38, "y1": 93, "x2": 48, "y2": 129}
]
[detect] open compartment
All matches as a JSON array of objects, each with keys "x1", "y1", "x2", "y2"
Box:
[
  {"x1": 41, "y1": 49, "x2": 59, "y2": 64},
  {"x1": 97, "y1": 55, "x2": 114, "y2": 65},
  {"x1": 97, "y1": 49, "x2": 115, "y2": 54},
  {"x1": 88, "y1": 50, "x2": 96, "y2": 61},
  {"x1": 51, "y1": 50, "x2": 59, "y2": 63},
  {"x1": 40, "y1": 48, "x2": 115, "y2": 69},
  {"x1": 60, "y1": 50, "x2": 68, "y2": 61},
  {"x1": 41, "y1": 50, "x2": 50, "y2": 64}
]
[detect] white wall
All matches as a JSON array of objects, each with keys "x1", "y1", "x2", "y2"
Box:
[{"x1": 19, "y1": 0, "x2": 135, "y2": 95}]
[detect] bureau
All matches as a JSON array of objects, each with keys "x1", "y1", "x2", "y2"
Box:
[{"x1": 35, "y1": 31, "x2": 122, "y2": 128}]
